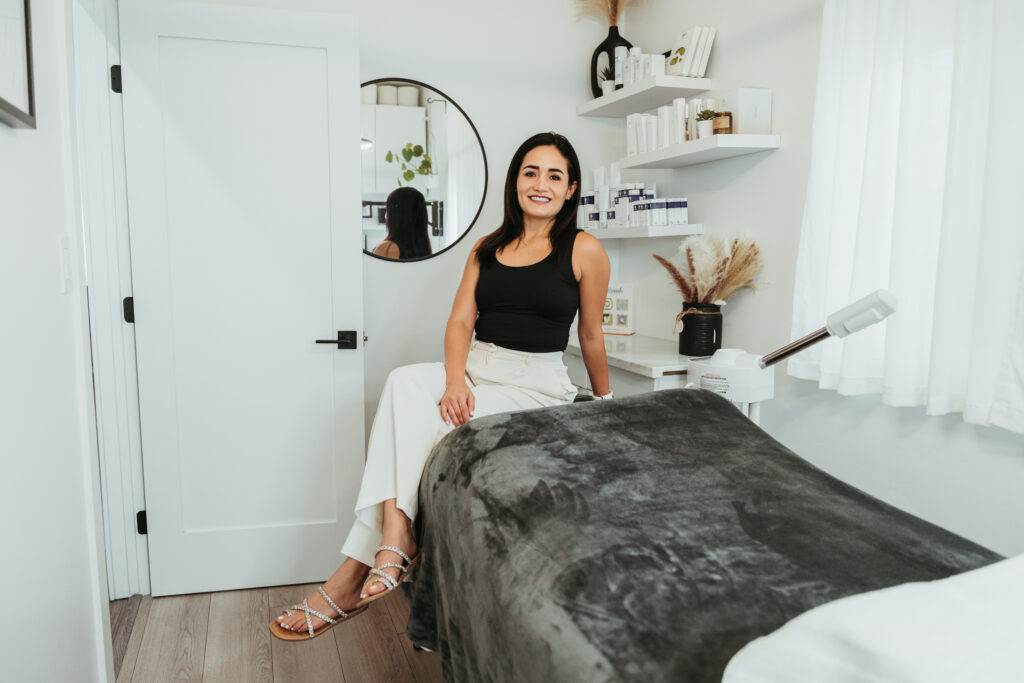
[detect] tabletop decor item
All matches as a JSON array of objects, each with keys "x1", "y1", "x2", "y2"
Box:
[
  {"x1": 653, "y1": 236, "x2": 762, "y2": 355},
  {"x1": 696, "y1": 108, "x2": 716, "y2": 138},
  {"x1": 576, "y1": 0, "x2": 634, "y2": 98}
]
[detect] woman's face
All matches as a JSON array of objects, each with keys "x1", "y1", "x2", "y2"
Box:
[{"x1": 516, "y1": 145, "x2": 577, "y2": 223}]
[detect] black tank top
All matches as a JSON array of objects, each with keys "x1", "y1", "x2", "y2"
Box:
[{"x1": 474, "y1": 230, "x2": 581, "y2": 352}]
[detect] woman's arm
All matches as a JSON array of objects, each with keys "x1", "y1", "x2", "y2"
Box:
[
  {"x1": 573, "y1": 232, "x2": 612, "y2": 396},
  {"x1": 440, "y1": 238, "x2": 483, "y2": 426}
]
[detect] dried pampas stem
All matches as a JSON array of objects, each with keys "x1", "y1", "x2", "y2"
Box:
[
  {"x1": 716, "y1": 240, "x2": 762, "y2": 302},
  {"x1": 575, "y1": 0, "x2": 631, "y2": 25},
  {"x1": 653, "y1": 254, "x2": 696, "y2": 302},
  {"x1": 657, "y1": 235, "x2": 763, "y2": 305}
]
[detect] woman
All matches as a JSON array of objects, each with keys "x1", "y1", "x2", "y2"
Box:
[
  {"x1": 272, "y1": 132, "x2": 611, "y2": 639},
  {"x1": 373, "y1": 186, "x2": 433, "y2": 260}
]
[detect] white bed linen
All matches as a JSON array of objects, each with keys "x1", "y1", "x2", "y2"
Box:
[{"x1": 722, "y1": 553, "x2": 1024, "y2": 682}]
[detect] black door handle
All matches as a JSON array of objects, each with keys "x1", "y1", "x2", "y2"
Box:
[{"x1": 315, "y1": 330, "x2": 358, "y2": 349}]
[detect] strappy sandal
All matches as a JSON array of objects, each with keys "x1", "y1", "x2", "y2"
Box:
[
  {"x1": 356, "y1": 544, "x2": 421, "y2": 608},
  {"x1": 268, "y1": 586, "x2": 368, "y2": 641}
]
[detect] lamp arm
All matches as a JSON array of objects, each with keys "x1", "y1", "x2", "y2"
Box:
[{"x1": 757, "y1": 290, "x2": 897, "y2": 369}]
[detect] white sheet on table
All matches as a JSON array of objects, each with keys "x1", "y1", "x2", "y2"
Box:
[{"x1": 722, "y1": 553, "x2": 1024, "y2": 683}]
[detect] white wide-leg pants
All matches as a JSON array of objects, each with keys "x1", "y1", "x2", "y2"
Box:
[{"x1": 341, "y1": 340, "x2": 577, "y2": 566}]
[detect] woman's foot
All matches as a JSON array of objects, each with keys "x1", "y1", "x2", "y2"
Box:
[
  {"x1": 360, "y1": 502, "x2": 419, "y2": 601},
  {"x1": 275, "y1": 558, "x2": 367, "y2": 634}
]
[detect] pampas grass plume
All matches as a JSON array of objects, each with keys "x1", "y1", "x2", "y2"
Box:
[
  {"x1": 653, "y1": 235, "x2": 763, "y2": 305},
  {"x1": 575, "y1": 0, "x2": 631, "y2": 25}
]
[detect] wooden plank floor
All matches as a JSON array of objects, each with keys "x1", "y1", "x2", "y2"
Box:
[{"x1": 111, "y1": 588, "x2": 441, "y2": 683}]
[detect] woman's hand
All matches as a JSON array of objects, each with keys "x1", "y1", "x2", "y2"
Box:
[{"x1": 440, "y1": 382, "x2": 475, "y2": 426}]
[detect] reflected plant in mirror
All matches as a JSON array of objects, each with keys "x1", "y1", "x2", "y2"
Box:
[
  {"x1": 361, "y1": 78, "x2": 487, "y2": 262},
  {"x1": 385, "y1": 143, "x2": 432, "y2": 185}
]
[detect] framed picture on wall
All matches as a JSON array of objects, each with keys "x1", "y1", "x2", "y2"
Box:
[
  {"x1": 602, "y1": 283, "x2": 635, "y2": 336},
  {"x1": 0, "y1": 0, "x2": 36, "y2": 129}
]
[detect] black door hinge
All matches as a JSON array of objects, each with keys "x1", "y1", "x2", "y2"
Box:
[
  {"x1": 110, "y1": 65, "x2": 122, "y2": 93},
  {"x1": 136, "y1": 510, "x2": 147, "y2": 535},
  {"x1": 123, "y1": 296, "x2": 134, "y2": 323}
]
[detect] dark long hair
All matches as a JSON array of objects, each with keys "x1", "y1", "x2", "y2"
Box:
[
  {"x1": 476, "y1": 132, "x2": 581, "y2": 267},
  {"x1": 385, "y1": 187, "x2": 432, "y2": 259}
]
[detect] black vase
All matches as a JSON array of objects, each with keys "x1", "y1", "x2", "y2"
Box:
[
  {"x1": 590, "y1": 26, "x2": 632, "y2": 98},
  {"x1": 678, "y1": 302, "x2": 723, "y2": 356}
]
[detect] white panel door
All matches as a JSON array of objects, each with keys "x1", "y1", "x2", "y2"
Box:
[{"x1": 119, "y1": 2, "x2": 364, "y2": 596}]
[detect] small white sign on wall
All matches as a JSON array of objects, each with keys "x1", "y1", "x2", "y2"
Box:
[{"x1": 602, "y1": 282, "x2": 635, "y2": 335}]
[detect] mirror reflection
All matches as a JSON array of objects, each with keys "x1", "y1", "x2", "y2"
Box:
[{"x1": 361, "y1": 79, "x2": 487, "y2": 261}]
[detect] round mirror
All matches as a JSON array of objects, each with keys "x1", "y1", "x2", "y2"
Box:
[{"x1": 360, "y1": 78, "x2": 487, "y2": 262}]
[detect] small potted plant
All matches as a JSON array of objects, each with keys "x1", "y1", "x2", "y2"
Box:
[
  {"x1": 653, "y1": 236, "x2": 762, "y2": 356},
  {"x1": 696, "y1": 108, "x2": 716, "y2": 139}
]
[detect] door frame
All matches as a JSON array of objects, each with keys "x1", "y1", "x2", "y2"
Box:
[{"x1": 72, "y1": 0, "x2": 151, "y2": 599}]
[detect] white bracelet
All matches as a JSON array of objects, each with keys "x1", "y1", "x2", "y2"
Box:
[{"x1": 594, "y1": 391, "x2": 614, "y2": 400}]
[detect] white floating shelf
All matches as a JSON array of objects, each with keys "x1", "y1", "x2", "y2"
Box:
[
  {"x1": 585, "y1": 223, "x2": 703, "y2": 240},
  {"x1": 620, "y1": 134, "x2": 781, "y2": 169},
  {"x1": 576, "y1": 75, "x2": 713, "y2": 118}
]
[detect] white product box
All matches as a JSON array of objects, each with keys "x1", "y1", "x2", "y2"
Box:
[
  {"x1": 667, "y1": 198, "x2": 689, "y2": 225},
  {"x1": 650, "y1": 200, "x2": 668, "y2": 226},
  {"x1": 673, "y1": 98, "x2": 688, "y2": 143},
  {"x1": 587, "y1": 210, "x2": 601, "y2": 230},
  {"x1": 626, "y1": 114, "x2": 641, "y2": 156},
  {"x1": 622, "y1": 47, "x2": 638, "y2": 84},
  {"x1": 650, "y1": 53, "x2": 666, "y2": 77},
  {"x1": 579, "y1": 193, "x2": 596, "y2": 228},
  {"x1": 609, "y1": 161, "x2": 622, "y2": 187},
  {"x1": 645, "y1": 114, "x2": 658, "y2": 152},
  {"x1": 657, "y1": 105, "x2": 673, "y2": 149},
  {"x1": 634, "y1": 200, "x2": 652, "y2": 227},
  {"x1": 706, "y1": 87, "x2": 773, "y2": 134}
]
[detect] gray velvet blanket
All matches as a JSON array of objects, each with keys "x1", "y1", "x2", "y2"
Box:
[{"x1": 404, "y1": 389, "x2": 1001, "y2": 682}]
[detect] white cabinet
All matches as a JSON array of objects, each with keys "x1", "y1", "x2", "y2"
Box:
[{"x1": 360, "y1": 103, "x2": 427, "y2": 195}]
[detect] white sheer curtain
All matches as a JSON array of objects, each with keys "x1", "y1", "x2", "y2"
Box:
[{"x1": 790, "y1": 0, "x2": 1024, "y2": 433}]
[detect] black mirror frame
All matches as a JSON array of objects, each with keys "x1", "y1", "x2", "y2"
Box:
[{"x1": 361, "y1": 77, "x2": 487, "y2": 264}]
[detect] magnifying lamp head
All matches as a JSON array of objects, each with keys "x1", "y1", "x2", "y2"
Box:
[{"x1": 826, "y1": 290, "x2": 898, "y2": 338}]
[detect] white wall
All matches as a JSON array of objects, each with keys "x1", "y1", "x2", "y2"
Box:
[
  {"x1": 624, "y1": 0, "x2": 1024, "y2": 556},
  {"x1": 213, "y1": 0, "x2": 623, "y2": 436},
  {"x1": 0, "y1": 1, "x2": 113, "y2": 681}
]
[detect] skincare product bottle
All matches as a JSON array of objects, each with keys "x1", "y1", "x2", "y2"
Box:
[
  {"x1": 614, "y1": 46, "x2": 627, "y2": 88},
  {"x1": 626, "y1": 114, "x2": 641, "y2": 156},
  {"x1": 629, "y1": 47, "x2": 643, "y2": 84},
  {"x1": 658, "y1": 106, "x2": 673, "y2": 149},
  {"x1": 650, "y1": 53, "x2": 666, "y2": 78},
  {"x1": 673, "y1": 98, "x2": 688, "y2": 143}
]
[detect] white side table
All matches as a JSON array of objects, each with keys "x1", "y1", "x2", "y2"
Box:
[{"x1": 565, "y1": 334, "x2": 691, "y2": 398}]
